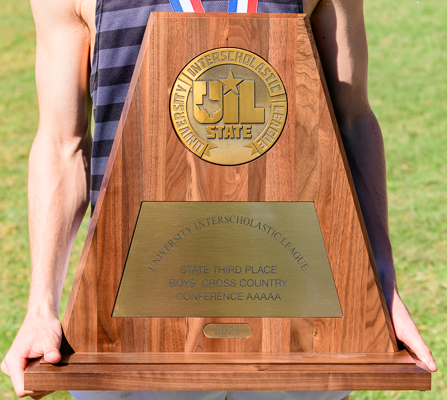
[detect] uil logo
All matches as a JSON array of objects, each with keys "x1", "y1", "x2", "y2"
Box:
[{"x1": 170, "y1": 48, "x2": 288, "y2": 165}]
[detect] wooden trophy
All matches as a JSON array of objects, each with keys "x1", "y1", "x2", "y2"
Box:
[{"x1": 25, "y1": 13, "x2": 431, "y2": 392}]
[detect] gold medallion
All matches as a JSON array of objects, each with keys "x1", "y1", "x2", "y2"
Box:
[{"x1": 170, "y1": 48, "x2": 288, "y2": 165}]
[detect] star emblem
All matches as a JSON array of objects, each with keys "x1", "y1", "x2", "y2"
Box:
[{"x1": 219, "y1": 71, "x2": 243, "y2": 94}]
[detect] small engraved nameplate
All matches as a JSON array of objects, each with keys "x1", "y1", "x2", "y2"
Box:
[
  {"x1": 203, "y1": 323, "x2": 252, "y2": 339},
  {"x1": 113, "y1": 202, "x2": 342, "y2": 318}
]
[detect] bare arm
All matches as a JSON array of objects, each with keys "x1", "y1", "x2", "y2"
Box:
[
  {"x1": 1, "y1": 0, "x2": 92, "y2": 397},
  {"x1": 311, "y1": 0, "x2": 436, "y2": 371}
]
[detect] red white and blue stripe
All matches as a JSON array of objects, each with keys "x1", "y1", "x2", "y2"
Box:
[
  {"x1": 227, "y1": 0, "x2": 258, "y2": 13},
  {"x1": 170, "y1": 0, "x2": 205, "y2": 12},
  {"x1": 170, "y1": 0, "x2": 258, "y2": 13}
]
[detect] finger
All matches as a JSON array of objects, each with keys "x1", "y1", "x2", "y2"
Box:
[
  {"x1": 397, "y1": 318, "x2": 437, "y2": 372},
  {"x1": 7, "y1": 357, "x2": 29, "y2": 397},
  {"x1": 43, "y1": 346, "x2": 61, "y2": 364},
  {"x1": 403, "y1": 338, "x2": 437, "y2": 372},
  {"x1": 1, "y1": 358, "x2": 10, "y2": 377},
  {"x1": 392, "y1": 295, "x2": 438, "y2": 372},
  {"x1": 8, "y1": 358, "x2": 51, "y2": 398},
  {"x1": 42, "y1": 331, "x2": 62, "y2": 365},
  {"x1": 31, "y1": 391, "x2": 55, "y2": 399}
]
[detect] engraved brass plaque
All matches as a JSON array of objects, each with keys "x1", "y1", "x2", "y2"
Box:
[
  {"x1": 170, "y1": 48, "x2": 287, "y2": 165},
  {"x1": 113, "y1": 202, "x2": 342, "y2": 318},
  {"x1": 203, "y1": 323, "x2": 252, "y2": 339}
]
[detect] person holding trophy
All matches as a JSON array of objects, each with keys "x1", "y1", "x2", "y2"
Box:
[{"x1": 1, "y1": 0, "x2": 437, "y2": 399}]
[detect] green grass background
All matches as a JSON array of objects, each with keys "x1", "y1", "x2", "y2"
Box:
[{"x1": 0, "y1": 0, "x2": 445, "y2": 398}]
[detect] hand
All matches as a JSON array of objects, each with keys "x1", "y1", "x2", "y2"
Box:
[
  {"x1": 389, "y1": 290, "x2": 437, "y2": 372},
  {"x1": 1, "y1": 309, "x2": 62, "y2": 398}
]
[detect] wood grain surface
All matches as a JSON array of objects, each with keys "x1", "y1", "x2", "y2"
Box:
[
  {"x1": 60, "y1": 12, "x2": 397, "y2": 356},
  {"x1": 40, "y1": 350, "x2": 416, "y2": 365},
  {"x1": 25, "y1": 12, "x2": 431, "y2": 391},
  {"x1": 25, "y1": 351, "x2": 430, "y2": 391}
]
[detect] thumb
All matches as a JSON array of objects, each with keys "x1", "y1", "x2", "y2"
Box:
[
  {"x1": 392, "y1": 295, "x2": 437, "y2": 372},
  {"x1": 403, "y1": 336, "x2": 437, "y2": 372},
  {"x1": 43, "y1": 345, "x2": 61, "y2": 364}
]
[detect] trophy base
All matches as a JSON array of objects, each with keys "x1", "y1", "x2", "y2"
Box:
[{"x1": 25, "y1": 350, "x2": 430, "y2": 391}]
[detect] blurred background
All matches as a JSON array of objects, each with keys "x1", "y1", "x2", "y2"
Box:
[{"x1": 0, "y1": 0, "x2": 445, "y2": 398}]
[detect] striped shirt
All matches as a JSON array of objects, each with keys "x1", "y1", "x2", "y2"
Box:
[{"x1": 90, "y1": 0, "x2": 304, "y2": 214}]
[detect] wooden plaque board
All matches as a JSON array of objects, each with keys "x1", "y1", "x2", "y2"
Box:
[{"x1": 25, "y1": 13, "x2": 431, "y2": 391}]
